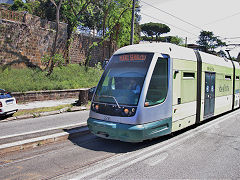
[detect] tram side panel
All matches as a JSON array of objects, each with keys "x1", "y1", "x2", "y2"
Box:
[
  {"x1": 172, "y1": 58, "x2": 197, "y2": 132},
  {"x1": 201, "y1": 63, "x2": 233, "y2": 120}
]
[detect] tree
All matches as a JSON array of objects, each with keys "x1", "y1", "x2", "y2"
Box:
[
  {"x1": 30, "y1": 0, "x2": 57, "y2": 21},
  {"x1": 45, "y1": 0, "x2": 64, "y2": 76},
  {"x1": 9, "y1": 0, "x2": 138, "y2": 66},
  {"x1": 61, "y1": 0, "x2": 96, "y2": 63},
  {"x1": 8, "y1": 0, "x2": 64, "y2": 75},
  {"x1": 64, "y1": 0, "x2": 137, "y2": 65},
  {"x1": 217, "y1": 50, "x2": 227, "y2": 58},
  {"x1": 9, "y1": 0, "x2": 57, "y2": 21},
  {"x1": 140, "y1": 22, "x2": 170, "y2": 41},
  {"x1": 196, "y1": 31, "x2": 226, "y2": 52},
  {"x1": 9, "y1": 0, "x2": 33, "y2": 13},
  {"x1": 166, "y1": 36, "x2": 183, "y2": 45},
  {"x1": 84, "y1": 0, "x2": 135, "y2": 66}
]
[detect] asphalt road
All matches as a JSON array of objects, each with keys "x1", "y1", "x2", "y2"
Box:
[
  {"x1": 1, "y1": 109, "x2": 240, "y2": 179},
  {"x1": 0, "y1": 111, "x2": 89, "y2": 139}
]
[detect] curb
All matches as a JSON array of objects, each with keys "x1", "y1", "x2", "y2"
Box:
[
  {"x1": 0, "y1": 125, "x2": 90, "y2": 155},
  {"x1": 2, "y1": 106, "x2": 87, "y2": 122}
]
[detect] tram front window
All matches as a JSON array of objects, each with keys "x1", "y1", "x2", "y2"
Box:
[
  {"x1": 94, "y1": 53, "x2": 153, "y2": 106},
  {"x1": 145, "y1": 57, "x2": 168, "y2": 106}
]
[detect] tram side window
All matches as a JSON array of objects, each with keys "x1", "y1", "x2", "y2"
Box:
[{"x1": 145, "y1": 57, "x2": 168, "y2": 106}]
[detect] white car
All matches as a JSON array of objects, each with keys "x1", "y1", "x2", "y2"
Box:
[{"x1": 0, "y1": 89, "x2": 18, "y2": 116}]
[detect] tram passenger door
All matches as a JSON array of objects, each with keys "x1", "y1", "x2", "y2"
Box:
[{"x1": 204, "y1": 72, "x2": 216, "y2": 119}]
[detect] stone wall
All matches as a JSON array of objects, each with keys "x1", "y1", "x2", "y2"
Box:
[
  {"x1": 70, "y1": 33, "x2": 114, "y2": 66},
  {"x1": 0, "y1": 9, "x2": 115, "y2": 68}
]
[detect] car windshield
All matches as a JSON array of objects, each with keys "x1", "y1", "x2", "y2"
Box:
[{"x1": 94, "y1": 53, "x2": 154, "y2": 106}]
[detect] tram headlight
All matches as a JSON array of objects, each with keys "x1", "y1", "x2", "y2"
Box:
[
  {"x1": 95, "y1": 104, "x2": 99, "y2": 110},
  {"x1": 91, "y1": 103, "x2": 100, "y2": 112},
  {"x1": 122, "y1": 107, "x2": 136, "y2": 117},
  {"x1": 123, "y1": 108, "x2": 129, "y2": 115},
  {"x1": 144, "y1": 102, "x2": 149, "y2": 107}
]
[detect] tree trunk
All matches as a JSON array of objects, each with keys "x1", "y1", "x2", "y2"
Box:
[{"x1": 47, "y1": 0, "x2": 63, "y2": 76}]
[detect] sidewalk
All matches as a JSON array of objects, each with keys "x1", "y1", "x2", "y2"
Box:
[{"x1": 17, "y1": 98, "x2": 78, "y2": 110}]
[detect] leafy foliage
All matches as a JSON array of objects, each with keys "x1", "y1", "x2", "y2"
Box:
[
  {"x1": 197, "y1": 31, "x2": 226, "y2": 52},
  {"x1": 41, "y1": 53, "x2": 65, "y2": 68},
  {"x1": 9, "y1": 0, "x2": 33, "y2": 13},
  {"x1": 141, "y1": 36, "x2": 183, "y2": 45},
  {"x1": 8, "y1": 0, "x2": 140, "y2": 66},
  {"x1": 169, "y1": 36, "x2": 184, "y2": 45},
  {"x1": 141, "y1": 22, "x2": 170, "y2": 41}
]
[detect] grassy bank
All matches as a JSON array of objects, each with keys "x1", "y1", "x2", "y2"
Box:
[{"x1": 0, "y1": 64, "x2": 103, "y2": 92}]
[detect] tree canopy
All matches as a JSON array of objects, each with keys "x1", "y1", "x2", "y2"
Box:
[
  {"x1": 196, "y1": 30, "x2": 226, "y2": 52},
  {"x1": 140, "y1": 22, "x2": 170, "y2": 41}
]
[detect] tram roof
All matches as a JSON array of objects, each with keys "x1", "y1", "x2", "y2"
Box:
[{"x1": 114, "y1": 43, "x2": 237, "y2": 68}]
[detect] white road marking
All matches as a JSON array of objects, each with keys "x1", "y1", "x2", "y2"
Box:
[
  {"x1": 0, "y1": 126, "x2": 88, "y2": 150},
  {"x1": 0, "y1": 122, "x2": 86, "y2": 140},
  {"x1": 143, "y1": 152, "x2": 168, "y2": 166}
]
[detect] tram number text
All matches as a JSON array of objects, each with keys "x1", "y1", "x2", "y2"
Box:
[
  {"x1": 219, "y1": 85, "x2": 230, "y2": 92},
  {"x1": 207, "y1": 66, "x2": 214, "y2": 72},
  {"x1": 104, "y1": 116, "x2": 110, "y2": 121}
]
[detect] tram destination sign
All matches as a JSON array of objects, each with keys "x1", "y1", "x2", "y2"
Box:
[{"x1": 119, "y1": 54, "x2": 147, "y2": 62}]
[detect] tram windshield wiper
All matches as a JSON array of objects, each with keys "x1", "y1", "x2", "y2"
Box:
[{"x1": 98, "y1": 95, "x2": 120, "y2": 108}]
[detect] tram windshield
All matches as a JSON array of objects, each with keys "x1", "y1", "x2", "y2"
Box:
[{"x1": 94, "y1": 53, "x2": 154, "y2": 106}]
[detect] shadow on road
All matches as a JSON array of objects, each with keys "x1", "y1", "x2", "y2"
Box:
[
  {"x1": 0, "y1": 114, "x2": 13, "y2": 121},
  {"x1": 64, "y1": 114, "x2": 222, "y2": 154},
  {"x1": 64, "y1": 126, "x2": 173, "y2": 154}
]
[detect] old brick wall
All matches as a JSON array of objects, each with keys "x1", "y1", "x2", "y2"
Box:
[
  {"x1": 0, "y1": 9, "x2": 115, "y2": 68},
  {"x1": 70, "y1": 33, "x2": 114, "y2": 66},
  {"x1": 0, "y1": 9, "x2": 67, "y2": 68}
]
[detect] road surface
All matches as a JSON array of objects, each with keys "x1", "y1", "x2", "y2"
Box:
[
  {"x1": 0, "y1": 109, "x2": 240, "y2": 179},
  {"x1": 0, "y1": 111, "x2": 89, "y2": 139}
]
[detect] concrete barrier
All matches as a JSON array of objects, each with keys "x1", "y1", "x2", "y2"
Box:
[{"x1": 11, "y1": 88, "x2": 90, "y2": 103}]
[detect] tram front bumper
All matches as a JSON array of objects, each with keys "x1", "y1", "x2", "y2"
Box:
[{"x1": 87, "y1": 117, "x2": 172, "y2": 143}]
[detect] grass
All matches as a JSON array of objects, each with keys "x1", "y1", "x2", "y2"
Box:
[
  {"x1": 13, "y1": 104, "x2": 73, "y2": 117},
  {"x1": 0, "y1": 64, "x2": 103, "y2": 92},
  {"x1": 13, "y1": 101, "x2": 91, "y2": 117}
]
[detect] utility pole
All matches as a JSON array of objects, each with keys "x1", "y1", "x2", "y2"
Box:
[{"x1": 130, "y1": 0, "x2": 136, "y2": 45}]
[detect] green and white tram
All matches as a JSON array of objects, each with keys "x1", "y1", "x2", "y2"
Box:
[{"x1": 87, "y1": 43, "x2": 240, "y2": 142}]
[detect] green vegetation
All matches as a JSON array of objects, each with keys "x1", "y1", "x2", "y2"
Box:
[
  {"x1": 0, "y1": 64, "x2": 103, "y2": 92},
  {"x1": 13, "y1": 101, "x2": 91, "y2": 117},
  {"x1": 197, "y1": 30, "x2": 226, "y2": 52},
  {"x1": 13, "y1": 104, "x2": 71, "y2": 117},
  {"x1": 9, "y1": 0, "x2": 141, "y2": 66},
  {"x1": 141, "y1": 36, "x2": 184, "y2": 45},
  {"x1": 141, "y1": 22, "x2": 171, "y2": 42}
]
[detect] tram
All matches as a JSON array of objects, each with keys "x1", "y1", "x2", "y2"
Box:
[{"x1": 87, "y1": 43, "x2": 240, "y2": 142}]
